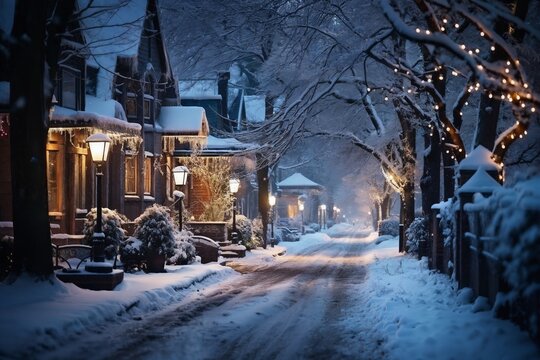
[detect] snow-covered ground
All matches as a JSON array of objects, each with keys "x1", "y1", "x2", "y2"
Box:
[{"x1": 0, "y1": 223, "x2": 538, "y2": 359}]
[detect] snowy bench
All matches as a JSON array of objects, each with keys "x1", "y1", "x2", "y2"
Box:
[{"x1": 52, "y1": 244, "x2": 92, "y2": 271}]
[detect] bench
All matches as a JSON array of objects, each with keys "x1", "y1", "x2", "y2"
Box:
[{"x1": 52, "y1": 244, "x2": 92, "y2": 271}]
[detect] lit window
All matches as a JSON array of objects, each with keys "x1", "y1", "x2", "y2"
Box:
[
  {"x1": 144, "y1": 156, "x2": 152, "y2": 195},
  {"x1": 46, "y1": 148, "x2": 63, "y2": 213},
  {"x1": 125, "y1": 155, "x2": 137, "y2": 194},
  {"x1": 143, "y1": 98, "x2": 151, "y2": 120}
]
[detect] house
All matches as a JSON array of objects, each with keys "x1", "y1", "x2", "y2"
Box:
[
  {"x1": 276, "y1": 172, "x2": 324, "y2": 226},
  {"x1": 0, "y1": 0, "x2": 211, "y2": 236}
]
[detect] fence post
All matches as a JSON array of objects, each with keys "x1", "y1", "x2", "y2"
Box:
[{"x1": 399, "y1": 223, "x2": 405, "y2": 252}]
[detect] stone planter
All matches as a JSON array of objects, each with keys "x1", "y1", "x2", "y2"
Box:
[{"x1": 146, "y1": 252, "x2": 166, "y2": 273}]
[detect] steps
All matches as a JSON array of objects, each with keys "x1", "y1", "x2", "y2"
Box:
[{"x1": 220, "y1": 243, "x2": 246, "y2": 258}]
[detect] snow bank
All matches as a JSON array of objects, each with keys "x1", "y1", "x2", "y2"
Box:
[{"x1": 0, "y1": 264, "x2": 235, "y2": 357}]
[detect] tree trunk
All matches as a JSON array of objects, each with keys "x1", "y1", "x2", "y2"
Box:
[
  {"x1": 256, "y1": 156, "x2": 269, "y2": 249},
  {"x1": 9, "y1": 0, "x2": 75, "y2": 278},
  {"x1": 9, "y1": 1, "x2": 52, "y2": 277}
]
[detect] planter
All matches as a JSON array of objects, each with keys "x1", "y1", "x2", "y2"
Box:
[{"x1": 146, "y1": 252, "x2": 166, "y2": 273}]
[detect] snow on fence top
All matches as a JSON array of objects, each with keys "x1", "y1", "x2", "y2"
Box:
[
  {"x1": 457, "y1": 167, "x2": 502, "y2": 194},
  {"x1": 277, "y1": 173, "x2": 323, "y2": 190},
  {"x1": 457, "y1": 145, "x2": 502, "y2": 171},
  {"x1": 156, "y1": 106, "x2": 209, "y2": 136}
]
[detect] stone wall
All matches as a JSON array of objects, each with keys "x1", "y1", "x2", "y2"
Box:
[{"x1": 187, "y1": 221, "x2": 227, "y2": 243}]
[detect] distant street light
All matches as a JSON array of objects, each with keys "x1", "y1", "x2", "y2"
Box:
[
  {"x1": 229, "y1": 178, "x2": 240, "y2": 243},
  {"x1": 173, "y1": 166, "x2": 189, "y2": 230},
  {"x1": 298, "y1": 195, "x2": 305, "y2": 235},
  {"x1": 85, "y1": 133, "x2": 112, "y2": 273},
  {"x1": 269, "y1": 194, "x2": 276, "y2": 245},
  {"x1": 321, "y1": 204, "x2": 327, "y2": 229}
]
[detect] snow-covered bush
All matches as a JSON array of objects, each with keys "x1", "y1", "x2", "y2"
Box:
[
  {"x1": 249, "y1": 217, "x2": 264, "y2": 250},
  {"x1": 83, "y1": 208, "x2": 127, "y2": 260},
  {"x1": 406, "y1": 217, "x2": 429, "y2": 255},
  {"x1": 167, "y1": 230, "x2": 197, "y2": 265},
  {"x1": 228, "y1": 214, "x2": 253, "y2": 248},
  {"x1": 133, "y1": 204, "x2": 176, "y2": 258},
  {"x1": 438, "y1": 199, "x2": 457, "y2": 248},
  {"x1": 307, "y1": 223, "x2": 320, "y2": 232},
  {"x1": 378, "y1": 218, "x2": 399, "y2": 236},
  {"x1": 119, "y1": 236, "x2": 144, "y2": 272}
]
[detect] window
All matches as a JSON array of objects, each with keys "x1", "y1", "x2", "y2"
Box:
[
  {"x1": 144, "y1": 156, "x2": 153, "y2": 195},
  {"x1": 143, "y1": 98, "x2": 151, "y2": 121},
  {"x1": 46, "y1": 147, "x2": 63, "y2": 214},
  {"x1": 75, "y1": 153, "x2": 86, "y2": 210},
  {"x1": 125, "y1": 155, "x2": 138, "y2": 194},
  {"x1": 85, "y1": 66, "x2": 98, "y2": 96},
  {"x1": 126, "y1": 96, "x2": 137, "y2": 118},
  {"x1": 61, "y1": 69, "x2": 79, "y2": 110}
]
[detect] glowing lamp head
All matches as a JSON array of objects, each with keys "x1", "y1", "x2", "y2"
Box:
[
  {"x1": 229, "y1": 178, "x2": 240, "y2": 194},
  {"x1": 86, "y1": 133, "x2": 112, "y2": 164},
  {"x1": 269, "y1": 194, "x2": 276, "y2": 206},
  {"x1": 321, "y1": 204, "x2": 326, "y2": 211},
  {"x1": 299, "y1": 203, "x2": 304, "y2": 211},
  {"x1": 173, "y1": 166, "x2": 190, "y2": 186}
]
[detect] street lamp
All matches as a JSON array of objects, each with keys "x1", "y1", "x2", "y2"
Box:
[
  {"x1": 85, "y1": 133, "x2": 112, "y2": 273},
  {"x1": 298, "y1": 195, "x2": 306, "y2": 235},
  {"x1": 269, "y1": 194, "x2": 276, "y2": 246},
  {"x1": 321, "y1": 204, "x2": 327, "y2": 229},
  {"x1": 229, "y1": 178, "x2": 240, "y2": 243},
  {"x1": 173, "y1": 166, "x2": 189, "y2": 230}
]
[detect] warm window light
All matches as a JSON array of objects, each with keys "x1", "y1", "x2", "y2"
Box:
[
  {"x1": 229, "y1": 178, "x2": 240, "y2": 194},
  {"x1": 86, "y1": 133, "x2": 111, "y2": 163},
  {"x1": 172, "y1": 166, "x2": 189, "y2": 186}
]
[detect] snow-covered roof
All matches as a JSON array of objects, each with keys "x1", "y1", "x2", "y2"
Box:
[
  {"x1": 457, "y1": 145, "x2": 502, "y2": 171},
  {"x1": 156, "y1": 106, "x2": 209, "y2": 136},
  {"x1": 244, "y1": 95, "x2": 265, "y2": 123},
  {"x1": 79, "y1": 0, "x2": 148, "y2": 99},
  {"x1": 205, "y1": 135, "x2": 254, "y2": 150},
  {"x1": 179, "y1": 80, "x2": 217, "y2": 97},
  {"x1": 457, "y1": 167, "x2": 502, "y2": 194},
  {"x1": 50, "y1": 103, "x2": 141, "y2": 137},
  {"x1": 277, "y1": 173, "x2": 323, "y2": 189}
]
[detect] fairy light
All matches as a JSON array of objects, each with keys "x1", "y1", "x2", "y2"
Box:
[
  {"x1": 506, "y1": 61, "x2": 511, "y2": 66},
  {"x1": 416, "y1": 28, "x2": 421, "y2": 33},
  {"x1": 511, "y1": 134, "x2": 515, "y2": 139},
  {"x1": 434, "y1": 104, "x2": 439, "y2": 110},
  {"x1": 438, "y1": 75, "x2": 444, "y2": 80},
  {"x1": 394, "y1": 68, "x2": 398, "y2": 72},
  {"x1": 441, "y1": 26, "x2": 445, "y2": 32},
  {"x1": 425, "y1": 30, "x2": 431, "y2": 35},
  {"x1": 524, "y1": 83, "x2": 529, "y2": 88},
  {"x1": 502, "y1": 144, "x2": 506, "y2": 149},
  {"x1": 488, "y1": 93, "x2": 493, "y2": 99},
  {"x1": 475, "y1": 49, "x2": 480, "y2": 54},
  {"x1": 446, "y1": 126, "x2": 451, "y2": 131},
  {"x1": 480, "y1": 31, "x2": 485, "y2": 37},
  {"x1": 468, "y1": 50, "x2": 473, "y2": 55},
  {"x1": 532, "y1": 107, "x2": 536, "y2": 113},
  {"x1": 491, "y1": 46, "x2": 495, "y2": 51},
  {"x1": 525, "y1": 130, "x2": 528, "y2": 135},
  {"x1": 505, "y1": 68, "x2": 510, "y2": 73},
  {"x1": 384, "y1": 96, "x2": 389, "y2": 101},
  {"x1": 460, "y1": 44, "x2": 466, "y2": 50},
  {"x1": 443, "y1": 18, "x2": 448, "y2": 24},
  {"x1": 452, "y1": 71, "x2": 458, "y2": 76},
  {"x1": 455, "y1": 23, "x2": 460, "y2": 29},
  {"x1": 502, "y1": 79, "x2": 507, "y2": 84},
  {"x1": 465, "y1": 101, "x2": 469, "y2": 106},
  {"x1": 367, "y1": 87, "x2": 371, "y2": 92}
]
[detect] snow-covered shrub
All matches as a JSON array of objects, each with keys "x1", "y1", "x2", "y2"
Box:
[
  {"x1": 378, "y1": 218, "x2": 399, "y2": 236},
  {"x1": 308, "y1": 223, "x2": 320, "y2": 232},
  {"x1": 83, "y1": 208, "x2": 127, "y2": 260},
  {"x1": 249, "y1": 217, "x2": 264, "y2": 250},
  {"x1": 119, "y1": 236, "x2": 144, "y2": 272},
  {"x1": 406, "y1": 217, "x2": 429, "y2": 255},
  {"x1": 167, "y1": 230, "x2": 197, "y2": 265},
  {"x1": 133, "y1": 204, "x2": 176, "y2": 258},
  {"x1": 227, "y1": 214, "x2": 253, "y2": 248},
  {"x1": 438, "y1": 199, "x2": 457, "y2": 248},
  {"x1": 487, "y1": 174, "x2": 540, "y2": 298}
]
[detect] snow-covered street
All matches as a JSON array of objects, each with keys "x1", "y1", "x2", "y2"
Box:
[{"x1": 3, "y1": 225, "x2": 538, "y2": 360}]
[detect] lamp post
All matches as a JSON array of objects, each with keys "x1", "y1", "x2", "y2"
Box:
[
  {"x1": 321, "y1": 204, "x2": 327, "y2": 229},
  {"x1": 173, "y1": 166, "x2": 189, "y2": 230},
  {"x1": 269, "y1": 194, "x2": 276, "y2": 246},
  {"x1": 298, "y1": 195, "x2": 306, "y2": 235},
  {"x1": 85, "y1": 133, "x2": 112, "y2": 273},
  {"x1": 229, "y1": 178, "x2": 240, "y2": 243}
]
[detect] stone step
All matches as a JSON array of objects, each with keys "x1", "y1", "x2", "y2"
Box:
[
  {"x1": 220, "y1": 244, "x2": 247, "y2": 258},
  {"x1": 221, "y1": 251, "x2": 242, "y2": 258},
  {"x1": 218, "y1": 241, "x2": 233, "y2": 247}
]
